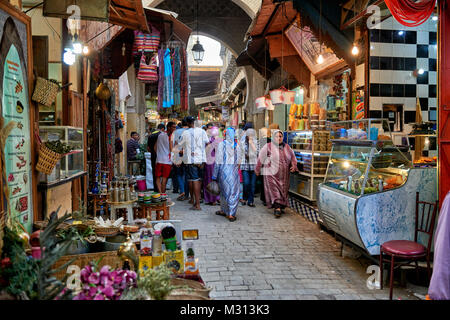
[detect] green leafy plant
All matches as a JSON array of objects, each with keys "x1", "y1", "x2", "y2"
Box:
[
  {"x1": 121, "y1": 265, "x2": 177, "y2": 300},
  {"x1": 35, "y1": 207, "x2": 77, "y2": 300},
  {"x1": 44, "y1": 140, "x2": 72, "y2": 154},
  {"x1": 0, "y1": 227, "x2": 38, "y2": 299}
]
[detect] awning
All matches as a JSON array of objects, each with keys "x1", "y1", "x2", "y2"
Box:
[
  {"x1": 194, "y1": 94, "x2": 224, "y2": 106},
  {"x1": 236, "y1": 37, "x2": 279, "y2": 79},
  {"x1": 109, "y1": 0, "x2": 150, "y2": 33}
]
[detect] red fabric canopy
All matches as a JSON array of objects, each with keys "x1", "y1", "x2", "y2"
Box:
[{"x1": 384, "y1": 0, "x2": 436, "y2": 27}]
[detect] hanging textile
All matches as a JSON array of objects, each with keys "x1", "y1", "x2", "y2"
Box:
[
  {"x1": 157, "y1": 48, "x2": 165, "y2": 112},
  {"x1": 137, "y1": 53, "x2": 158, "y2": 83},
  {"x1": 180, "y1": 46, "x2": 189, "y2": 111},
  {"x1": 173, "y1": 47, "x2": 181, "y2": 108},
  {"x1": 144, "y1": 25, "x2": 160, "y2": 53},
  {"x1": 163, "y1": 48, "x2": 174, "y2": 108},
  {"x1": 384, "y1": 0, "x2": 436, "y2": 27}
]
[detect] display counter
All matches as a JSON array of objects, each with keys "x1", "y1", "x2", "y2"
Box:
[
  {"x1": 318, "y1": 119, "x2": 437, "y2": 255},
  {"x1": 287, "y1": 130, "x2": 331, "y2": 201}
]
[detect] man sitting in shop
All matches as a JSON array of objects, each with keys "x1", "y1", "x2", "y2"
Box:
[
  {"x1": 154, "y1": 121, "x2": 176, "y2": 194},
  {"x1": 127, "y1": 132, "x2": 141, "y2": 161}
]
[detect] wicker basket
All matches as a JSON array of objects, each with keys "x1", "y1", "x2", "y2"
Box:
[
  {"x1": 94, "y1": 226, "x2": 120, "y2": 237},
  {"x1": 36, "y1": 143, "x2": 62, "y2": 174},
  {"x1": 51, "y1": 250, "x2": 121, "y2": 281},
  {"x1": 32, "y1": 77, "x2": 60, "y2": 107},
  {"x1": 170, "y1": 278, "x2": 211, "y2": 298}
]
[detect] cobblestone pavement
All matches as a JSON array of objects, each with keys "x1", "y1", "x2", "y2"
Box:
[{"x1": 168, "y1": 191, "x2": 422, "y2": 300}]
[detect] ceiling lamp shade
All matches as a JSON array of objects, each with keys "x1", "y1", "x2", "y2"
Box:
[{"x1": 192, "y1": 38, "x2": 205, "y2": 64}]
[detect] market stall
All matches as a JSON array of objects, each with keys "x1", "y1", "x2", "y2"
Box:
[{"x1": 318, "y1": 119, "x2": 437, "y2": 255}]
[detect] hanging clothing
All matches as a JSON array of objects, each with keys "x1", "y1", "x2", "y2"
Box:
[
  {"x1": 163, "y1": 48, "x2": 174, "y2": 108},
  {"x1": 180, "y1": 47, "x2": 189, "y2": 111},
  {"x1": 213, "y1": 128, "x2": 241, "y2": 217},
  {"x1": 157, "y1": 49, "x2": 165, "y2": 111},
  {"x1": 173, "y1": 47, "x2": 181, "y2": 107},
  {"x1": 428, "y1": 191, "x2": 450, "y2": 300},
  {"x1": 255, "y1": 131, "x2": 297, "y2": 209},
  {"x1": 118, "y1": 71, "x2": 131, "y2": 102},
  {"x1": 204, "y1": 132, "x2": 222, "y2": 204}
]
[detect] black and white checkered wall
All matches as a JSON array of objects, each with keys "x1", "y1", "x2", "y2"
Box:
[{"x1": 368, "y1": 16, "x2": 438, "y2": 126}]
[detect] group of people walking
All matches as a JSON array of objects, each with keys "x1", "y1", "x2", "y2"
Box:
[{"x1": 127, "y1": 118, "x2": 298, "y2": 221}]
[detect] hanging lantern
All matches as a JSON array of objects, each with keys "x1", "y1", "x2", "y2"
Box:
[{"x1": 192, "y1": 38, "x2": 205, "y2": 64}]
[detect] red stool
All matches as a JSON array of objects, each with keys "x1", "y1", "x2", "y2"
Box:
[{"x1": 379, "y1": 192, "x2": 439, "y2": 300}]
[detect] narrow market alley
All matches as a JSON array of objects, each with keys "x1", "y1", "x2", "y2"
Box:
[{"x1": 169, "y1": 191, "x2": 421, "y2": 300}]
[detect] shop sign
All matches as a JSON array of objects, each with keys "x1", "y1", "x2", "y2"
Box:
[
  {"x1": 222, "y1": 106, "x2": 229, "y2": 121},
  {"x1": 352, "y1": 92, "x2": 365, "y2": 121},
  {"x1": 1, "y1": 44, "x2": 33, "y2": 232}
]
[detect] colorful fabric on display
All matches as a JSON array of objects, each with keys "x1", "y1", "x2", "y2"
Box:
[
  {"x1": 105, "y1": 111, "x2": 114, "y2": 179},
  {"x1": 428, "y1": 191, "x2": 450, "y2": 300},
  {"x1": 137, "y1": 54, "x2": 158, "y2": 83},
  {"x1": 144, "y1": 25, "x2": 160, "y2": 52},
  {"x1": 163, "y1": 48, "x2": 174, "y2": 108},
  {"x1": 173, "y1": 47, "x2": 181, "y2": 107},
  {"x1": 255, "y1": 140, "x2": 297, "y2": 209},
  {"x1": 157, "y1": 48, "x2": 165, "y2": 111},
  {"x1": 180, "y1": 47, "x2": 189, "y2": 111}
]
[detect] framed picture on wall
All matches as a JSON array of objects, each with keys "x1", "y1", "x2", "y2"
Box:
[{"x1": 0, "y1": 1, "x2": 36, "y2": 233}]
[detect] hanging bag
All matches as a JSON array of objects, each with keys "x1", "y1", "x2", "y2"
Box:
[
  {"x1": 137, "y1": 54, "x2": 158, "y2": 83},
  {"x1": 144, "y1": 24, "x2": 160, "y2": 53},
  {"x1": 32, "y1": 77, "x2": 60, "y2": 107}
]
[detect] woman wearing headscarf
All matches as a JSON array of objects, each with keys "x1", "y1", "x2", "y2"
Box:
[
  {"x1": 255, "y1": 130, "x2": 298, "y2": 218},
  {"x1": 203, "y1": 126, "x2": 222, "y2": 205},
  {"x1": 258, "y1": 127, "x2": 271, "y2": 206},
  {"x1": 240, "y1": 128, "x2": 259, "y2": 207},
  {"x1": 213, "y1": 127, "x2": 241, "y2": 222}
]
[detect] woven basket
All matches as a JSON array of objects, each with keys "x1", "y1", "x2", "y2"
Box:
[
  {"x1": 51, "y1": 250, "x2": 121, "y2": 281},
  {"x1": 170, "y1": 278, "x2": 211, "y2": 298},
  {"x1": 36, "y1": 143, "x2": 62, "y2": 175},
  {"x1": 32, "y1": 77, "x2": 60, "y2": 107},
  {"x1": 94, "y1": 226, "x2": 120, "y2": 237}
]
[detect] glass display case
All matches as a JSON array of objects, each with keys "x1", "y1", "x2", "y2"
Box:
[
  {"x1": 39, "y1": 126, "x2": 84, "y2": 183},
  {"x1": 318, "y1": 119, "x2": 437, "y2": 255},
  {"x1": 287, "y1": 130, "x2": 331, "y2": 201}
]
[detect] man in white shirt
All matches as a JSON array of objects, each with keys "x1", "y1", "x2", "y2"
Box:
[
  {"x1": 154, "y1": 121, "x2": 176, "y2": 193},
  {"x1": 179, "y1": 116, "x2": 209, "y2": 210}
]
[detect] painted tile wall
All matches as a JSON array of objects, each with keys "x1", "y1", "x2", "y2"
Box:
[{"x1": 368, "y1": 15, "x2": 437, "y2": 155}]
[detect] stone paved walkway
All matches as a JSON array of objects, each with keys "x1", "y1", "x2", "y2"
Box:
[{"x1": 168, "y1": 191, "x2": 422, "y2": 300}]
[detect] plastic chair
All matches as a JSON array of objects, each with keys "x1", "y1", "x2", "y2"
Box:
[{"x1": 379, "y1": 192, "x2": 439, "y2": 300}]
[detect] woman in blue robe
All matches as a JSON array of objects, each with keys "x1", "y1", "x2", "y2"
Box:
[{"x1": 213, "y1": 127, "x2": 241, "y2": 222}]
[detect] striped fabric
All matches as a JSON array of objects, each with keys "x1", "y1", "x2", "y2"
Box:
[
  {"x1": 133, "y1": 27, "x2": 160, "y2": 55},
  {"x1": 137, "y1": 54, "x2": 158, "y2": 83}
]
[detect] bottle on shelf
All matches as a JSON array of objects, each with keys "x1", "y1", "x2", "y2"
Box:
[
  {"x1": 152, "y1": 230, "x2": 163, "y2": 256},
  {"x1": 99, "y1": 205, "x2": 105, "y2": 217},
  {"x1": 125, "y1": 180, "x2": 131, "y2": 201},
  {"x1": 119, "y1": 180, "x2": 125, "y2": 202},
  {"x1": 113, "y1": 181, "x2": 119, "y2": 203}
]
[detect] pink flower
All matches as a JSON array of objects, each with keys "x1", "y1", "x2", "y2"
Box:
[
  {"x1": 73, "y1": 293, "x2": 87, "y2": 300},
  {"x1": 80, "y1": 268, "x2": 91, "y2": 283},
  {"x1": 88, "y1": 286, "x2": 98, "y2": 297},
  {"x1": 88, "y1": 272, "x2": 100, "y2": 285},
  {"x1": 93, "y1": 294, "x2": 105, "y2": 300},
  {"x1": 101, "y1": 286, "x2": 115, "y2": 298},
  {"x1": 100, "y1": 265, "x2": 110, "y2": 275},
  {"x1": 100, "y1": 275, "x2": 113, "y2": 287},
  {"x1": 128, "y1": 271, "x2": 137, "y2": 280}
]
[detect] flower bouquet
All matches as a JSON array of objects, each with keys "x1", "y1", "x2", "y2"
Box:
[{"x1": 73, "y1": 263, "x2": 137, "y2": 300}]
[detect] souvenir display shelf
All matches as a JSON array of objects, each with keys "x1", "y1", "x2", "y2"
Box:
[
  {"x1": 39, "y1": 126, "x2": 84, "y2": 183},
  {"x1": 287, "y1": 130, "x2": 331, "y2": 201}
]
